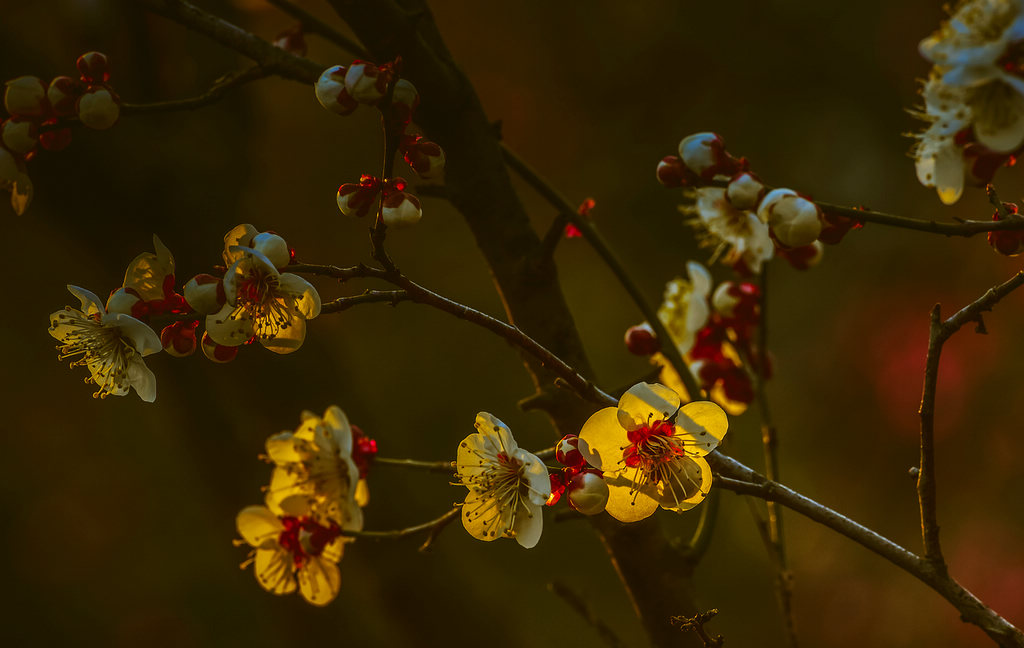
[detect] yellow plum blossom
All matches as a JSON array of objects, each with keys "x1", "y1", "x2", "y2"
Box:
[
  {"x1": 456, "y1": 412, "x2": 551, "y2": 548},
  {"x1": 578, "y1": 382, "x2": 727, "y2": 523}
]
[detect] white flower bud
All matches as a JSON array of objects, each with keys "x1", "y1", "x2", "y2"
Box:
[
  {"x1": 727, "y1": 172, "x2": 764, "y2": 209},
  {"x1": 1, "y1": 119, "x2": 37, "y2": 155},
  {"x1": 252, "y1": 232, "x2": 289, "y2": 269},
  {"x1": 567, "y1": 471, "x2": 609, "y2": 515},
  {"x1": 712, "y1": 283, "x2": 740, "y2": 319},
  {"x1": 678, "y1": 132, "x2": 741, "y2": 179},
  {"x1": 344, "y1": 61, "x2": 387, "y2": 104},
  {"x1": 391, "y1": 79, "x2": 419, "y2": 124},
  {"x1": 184, "y1": 274, "x2": 225, "y2": 315},
  {"x1": 315, "y1": 65, "x2": 358, "y2": 115},
  {"x1": 77, "y1": 88, "x2": 120, "y2": 130},
  {"x1": 761, "y1": 190, "x2": 822, "y2": 248},
  {"x1": 756, "y1": 188, "x2": 797, "y2": 220},
  {"x1": 4, "y1": 76, "x2": 47, "y2": 117},
  {"x1": 381, "y1": 191, "x2": 422, "y2": 227}
]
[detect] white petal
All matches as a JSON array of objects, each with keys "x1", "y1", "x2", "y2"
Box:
[
  {"x1": 104, "y1": 313, "x2": 162, "y2": 356},
  {"x1": 686, "y1": 261, "x2": 713, "y2": 297},
  {"x1": 259, "y1": 316, "x2": 306, "y2": 354},
  {"x1": 278, "y1": 273, "x2": 321, "y2": 319},
  {"x1": 126, "y1": 355, "x2": 157, "y2": 402},
  {"x1": 513, "y1": 499, "x2": 544, "y2": 548},
  {"x1": 323, "y1": 405, "x2": 353, "y2": 457},
  {"x1": 67, "y1": 285, "x2": 105, "y2": 316},
  {"x1": 206, "y1": 304, "x2": 254, "y2": 347},
  {"x1": 515, "y1": 449, "x2": 552, "y2": 506}
]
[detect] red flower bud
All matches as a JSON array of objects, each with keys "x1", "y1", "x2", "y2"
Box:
[
  {"x1": 624, "y1": 323, "x2": 660, "y2": 356},
  {"x1": 76, "y1": 51, "x2": 111, "y2": 84}
]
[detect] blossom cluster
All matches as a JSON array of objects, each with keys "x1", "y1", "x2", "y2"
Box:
[
  {"x1": 316, "y1": 59, "x2": 444, "y2": 228},
  {"x1": 48, "y1": 225, "x2": 322, "y2": 402},
  {"x1": 2, "y1": 51, "x2": 120, "y2": 215},
  {"x1": 658, "y1": 133, "x2": 860, "y2": 275},
  {"x1": 625, "y1": 261, "x2": 765, "y2": 415},
  {"x1": 235, "y1": 406, "x2": 375, "y2": 606},
  {"x1": 912, "y1": 0, "x2": 1024, "y2": 204}
]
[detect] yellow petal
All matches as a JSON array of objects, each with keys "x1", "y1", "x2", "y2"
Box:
[
  {"x1": 254, "y1": 547, "x2": 296, "y2": 595},
  {"x1": 299, "y1": 558, "x2": 341, "y2": 606},
  {"x1": 602, "y1": 472, "x2": 659, "y2": 523},
  {"x1": 461, "y1": 489, "x2": 504, "y2": 541},
  {"x1": 677, "y1": 401, "x2": 729, "y2": 456},
  {"x1": 236, "y1": 505, "x2": 283, "y2": 549},
  {"x1": 577, "y1": 407, "x2": 626, "y2": 472},
  {"x1": 657, "y1": 455, "x2": 711, "y2": 512},
  {"x1": 617, "y1": 382, "x2": 680, "y2": 431}
]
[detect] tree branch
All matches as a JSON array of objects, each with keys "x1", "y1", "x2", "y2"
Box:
[
  {"x1": 264, "y1": 0, "x2": 368, "y2": 57},
  {"x1": 341, "y1": 506, "x2": 460, "y2": 549},
  {"x1": 917, "y1": 269, "x2": 1024, "y2": 570},
  {"x1": 121, "y1": 65, "x2": 268, "y2": 114},
  {"x1": 320, "y1": 289, "x2": 410, "y2": 313}
]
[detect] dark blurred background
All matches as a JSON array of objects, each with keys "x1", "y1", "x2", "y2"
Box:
[{"x1": 3, "y1": 0, "x2": 1023, "y2": 646}]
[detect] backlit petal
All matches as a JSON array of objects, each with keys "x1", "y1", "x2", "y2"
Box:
[
  {"x1": 578, "y1": 407, "x2": 626, "y2": 472},
  {"x1": 236, "y1": 505, "x2": 284, "y2": 548},
  {"x1": 299, "y1": 558, "x2": 340, "y2": 606},
  {"x1": 676, "y1": 400, "x2": 729, "y2": 456},
  {"x1": 617, "y1": 382, "x2": 680, "y2": 431}
]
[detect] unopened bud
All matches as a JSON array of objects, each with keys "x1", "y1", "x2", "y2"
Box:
[
  {"x1": 315, "y1": 65, "x2": 359, "y2": 116},
  {"x1": 381, "y1": 183, "x2": 422, "y2": 227},
  {"x1": 274, "y1": 25, "x2": 307, "y2": 56},
  {"x1": 402, "y1": 136, "x2": 445, "y2": 178},
  {"x1": 4, "y1": 76, "x2": 47, "y2": 117},
  {"x1": 344, "y1": 60, "x2": 391, "y2": 104},
  {"x1": 1, "y1": 119, "x2": 37, "y2": 155},
  {"x1": 47, "y1": 76, "x2": 85, "y2": 117},
  {"x1": 76, "y1": 51, "x2": 111, "y2": 84},
  {"x1": 161, "y1": 320, "x2": 199, "y2": 357},
  {"x1": 777, "y1": 240, "x2": 824, "y2": 270},
  {"x1": 252, "y1": 232, "x2": 290, "y2": 269},
  {"x1": 38, "y1": 119, "x2": 72, "y2": 152},
  {"x1": 184, "y1": 274, "x2": 225, "y2": 314},
  {"x1": 656, "y1": 155, "x2": 698, "y2": 188},
  {"x1": 555, "y1": 434, "x2": 584, "y2": 467},
  {"x1": 727, "y1": 172, "x2": 765, "y2": 210},
  {"x1": 76, "y1": 88, "x2": 120, "y2": 130},
  {"x1": 336, "y1": 175, "x2": 381, "y2": 218},
  {"x1": 391, "y1": 79, "x2": 419, "y2": 125},
  {"x1": 201, "y1": 331, "x2": 238, "y2": 363},
  {"x1": 624, "y1": 322, "x2": 660, "y2": 356},
  {"x1": 759, "y1": 189, "x2": 821, "y2": 248},
  {"x1": 678, "y1": 132, "x2": 743, "y2": 181},
  {"x1": 567, "y1": 470, "x2": 609, "y2": 515}
]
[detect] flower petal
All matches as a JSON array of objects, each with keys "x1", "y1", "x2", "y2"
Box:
[
  {"x1": 104, "y1": 312, "x2": 162, "y2": 356},
  {"x1": 676, "y1": 400, "x2": 729, "y2": 456},
  {"x1": 617, "y1": 382, "x2": 681, "y2": 431},
  {"x1": 278, "y1": 273, "x2": 321, "y2": 319},
  {"x1": 298, "y1": 558, "x2": 341, "y2": 606},
  {"x1": 657, "y1": 455, "x2": 711, "y2": 512},
  {"x1": 513, "y1": 499, "x2": 544, "y2": 548},
  {"x1": 259, "y1": 316, "x2": 306, "y2": 354},
  {"x1": 323, "y1": 405, "x2": 353, "y2": 457},
  {"x1": 236, "y1": 505, "x2": 284, "y2": 548},
  {"x1": 254, "y1": 547, "x2": 297, "y2": 595},
  {"x1": 461, "y1": 489, "x2": 503, "y2": 541},
  {"x1": 473, "y1": 412, "x2": 518, "y2": 455},
  {"x1": 515, "y1": 449, "x2": 552, "y2": 506},
  {"x1": 67, "y1": 284, "x2": 105, "y2": 316},
  {"x1": 578, "y1": 407, "x2": 626, "y2": 472},
  {"x1": 265, "y1": 432, "x2": 305, "y2": 464},
  {"x1": 205, "y1": 304, "x2": 254, "y2": 347},
  {"x1": 602, "y1": 471, "x2": 659, "y2": 522},
  {"x1": 126, "y1": 355, "x2": 156, "y2": 403}
]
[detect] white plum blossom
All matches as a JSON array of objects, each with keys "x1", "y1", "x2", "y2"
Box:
[
  {"x1": 687, "y1": 186, "x2": 774, "y2": 273},
  {"x1": 456, "y1": 413, "x2": 551, "y2": 548},
  {"x1": 758, "y1": 188, "x2": 822, "y2": 248},
  {"x1": 49, "y1": 285, "x2": 162, "y2": 401},
  {"x1": 578, "y1": 383, "x2": 728, "y2": 523},
  {"x1": 657, "y1": 261, "x2": 712, "y2": 355}
]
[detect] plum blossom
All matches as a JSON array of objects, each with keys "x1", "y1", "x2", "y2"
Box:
[
  {"x1": 456, "y1": 413, "x2": 551, "y2": 548},
  {"x1": 236, "y1": 503, "x2": 344, "y2": 606},
  {"x1": 578, "y1": 383, "x2": 727, "y2": 522},
  {"x1": 49, "y1": 285, "x2": 161, "y2": 401},
  {"x1": 657, "y1": 261, "x2": 712, "y2": 356},
  {"x1": 263, "y1": 406, "x2": 365, "y2": 533},
  {"x1": 685, "y1": 186, "x2": 773, "y2": 273}
]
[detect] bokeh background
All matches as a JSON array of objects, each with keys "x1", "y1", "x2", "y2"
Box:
[{"x1": 2, "y1": 0, "x2": 1023, "y2": 646}]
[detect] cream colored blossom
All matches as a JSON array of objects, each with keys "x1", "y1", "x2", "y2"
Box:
[
  {"x1": 913, "y1": 76, "x2": 973, "y2": 204},
  {"x1": 457, "y1": 413, "x2": 551, "y2": 548},
  {"x1": 686, "y1": 187, "x2": 773, "y2": 273},
  {"x1": 264, "y1": 406, "x2": 365, "y2": 532},
  {"x1": 236, "y1": 503, "x2": 344, "y2": 606},
  {"x1": 49, "y1": 285, "x2": 161, "y2": 401},
  {"x1": 578, "y1": 383, "x2": 727, "y2": 523},
  {"x1": 657, "y1": 261, "x2": 712, "y2": 355}
]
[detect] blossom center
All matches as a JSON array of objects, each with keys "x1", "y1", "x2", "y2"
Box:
[
  {"x1": 461, "y1": 451, "x2": 532, "y2": 539},
  {"x1": 622, "y1": 419, "x2": 685, "y2": 477},
  {"x1": 277, "y1": 516, "x2": 340, "y2": 568},
  {"x1": 51, "y1": 310, "x2": 136, "y2": 398},
  {"x1": 232, "y1": 270, "x2": 294, "y2": 340}
]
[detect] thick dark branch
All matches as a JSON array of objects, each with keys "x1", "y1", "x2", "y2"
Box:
[
  {"x1": 122, "y1": 66, "x2": 267, "y2": 114},
  {"x1": 710, "y1": 453, "x2": 1024, "y2": 647},
  {"x1": 917, "y1": 269, "x2": 1024, "y2": 569}
]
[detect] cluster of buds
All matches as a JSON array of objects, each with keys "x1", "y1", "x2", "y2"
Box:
[
  {"x1": 660, "y1": 132, "x2": 861, "y2": 275},
  {"x1": 2, "y1": 51, "x2": 120, "y2": 214},
  {"x1": 546, "y1": 434, "x2": 609, "y2": 515},
  {"x1": 336, "y1": 176, "x2": 422, "y2": 227},
  {"x1": 317, "y1": 59, "x2": 443, "y2": 227},
  {"x1": 236, "y1": 406, "x2": 372, "y2": 605},
  {"x1": 987, "y1": 201, "x2": 1024, "y2": 256}
]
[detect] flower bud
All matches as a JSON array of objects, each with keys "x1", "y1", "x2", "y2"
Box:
[
  {"x1": 105, "y1": 287, "x2": 140, "y2": 316},
  {"x1": 381, "y1": 187, "x2": 422, "y2": 227},
  {"x1": 76, "y1": 51, "x2": 111, "y2": 84},
  {"x1": 391, "y1": 79, "x2": 419, "y2": 125},
  {"x1": 402, "y1": 136, "x2": 445, "y2": 178},
  {"x1": 1, "y1": 119, "x2": 37, "y2": 155},
  {"x1": 184, "y1": 274, "x2": 226, "y2": 314},
  {"x1": 555, "y1": 434, "x2": 585, "y2": 467},
  {"x1": 656, "y1": 155, "x2": 698, "y2": 188},
  {"x1": 274, "y1": 25, "x2": 307, "y2": 56},
  {"x1": 759, "y1": 189, "x2": 821, "y2": 248},
  {"x1": 567, "y1": 470, "x2": 609, "y2": 515},
  {"x1": 161, "y1": 320, "x2": 199, "y2": 357},
  {"x1": 4, "y1": 76, "x2": 47, "y2": 117},
  {"x1": 818, "y1": 211, "x2": 863, "y2": 245},
  {"x1": 336, "y1": 175, "x2": 381, "y2": 218},
  {"x1": 47, "y1": 76, "x2": 85, "y2": 117},
  {"x1": 201, "y1": 331, "x2": 238, "y2": 363},
  {"x1": 678, "y1": 132, "x2": 743, "y2": 181},
  {"x1": 727, "y1": 171, "x2": 765, "y2": 210},
  {"x1": 252, "y1": 232, "x2": 290, "y2": 269},
  {"x1": 344, "y1": 60, "x2": 391, "y2": 104},
  {"x1": 624, "y1": 322, "x2": 660, "y2": 356},
  {"x1": 777, "y1": 240, "x2": 824, "y2": 270},
  {"x1": 987, "y1": 204, "x2": 1024, "y2": 256},
  {"x1": 38, "y1": 119, "x2": 72, "y2": 152},
  {"x1": 315, "y1": 65, "x2": 359, "y2": 116},
  {"x1": 712, "y1": 281, "x2": 760, "y2": 322},
  {"x1": 546, "y1": 471, "x2": 567, "y2": 506},
  {"x1": 76, "y1": 88, "x2": 120, "y2": 130}
]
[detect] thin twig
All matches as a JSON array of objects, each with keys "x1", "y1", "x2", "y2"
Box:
[
  {"x1": 500, "y1": 143, "x2": 704, "y2": 401},
  {"x1": 341, "y1": 506, "x2": 459, "y2": 542},
  {"x1": 670, "y1": 609, "x2": 724, "y2": 647},
  {"x1": 375, "y1": 456, "x2": 455, "y2": 473},
  {"x1": 264, "y1": 0, "x2": 368, "y2": 57},
  {"x1": 549, "y1": 581, "x2": 625, "y2": 648},
  {"x1": 321, "y1": 289, "x2": 409, "y2": 313},
  {"x1": 121, "y1": 66, "x2": 267, "y2": 114},
  {"x1": 709, "y1": 454, "x2": 1024, "y2": 647},
  {"x1": 917, "y1": 269, "x2": 1024, "y2": 571}
]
